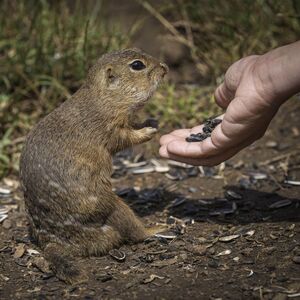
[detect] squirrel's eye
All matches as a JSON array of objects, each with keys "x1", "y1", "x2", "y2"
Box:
[{"x1": 129, "y1": 60, "x2": 146, "y2": 71}]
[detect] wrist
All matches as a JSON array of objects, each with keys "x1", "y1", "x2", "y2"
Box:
[{"x1": 255, "y1": 41, "x2": 300, "y2": 106}]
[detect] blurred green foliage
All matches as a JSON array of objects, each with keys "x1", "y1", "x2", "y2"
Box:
[
  {"x1": 146, "y1": 84, "x2": 221, "y2": 129},
  {"x1": 146, "y1": 0, "x2": 300, "y2": 77},
  {"x1": 0, "y1": 0, "x2": 131, "y2": 177},
  {"x1": 0, "y1": 0, "x2": 300, "y2": 178}
]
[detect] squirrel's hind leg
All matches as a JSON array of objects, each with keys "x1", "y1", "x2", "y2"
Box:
[
  {"x1": 44, "y1": 243, "x2": 88, "y2": 284},
  {"x1": 107, "y1": 197, "x2": 166, "y2": 243}
]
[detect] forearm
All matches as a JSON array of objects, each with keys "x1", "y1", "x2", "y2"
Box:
[{"x1": 256, "y1": 40, "x2": 300, "y2": 105}]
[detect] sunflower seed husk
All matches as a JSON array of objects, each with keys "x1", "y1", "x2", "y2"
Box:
[
  {"x1": 170, "y1": 197, "x2": 186, "y2": 208},
  {"x1": 269, "y1": 199, "x2": 292, "y2": 209},
  {"x1": 152, "y1": 257, "x2": 178, "y2": 267},
  {"x1": 142, "y1": 274, "x2": 165, "y2": 284},
  {"x1": 209, "y1": 202, "x2": 237, "y2": 216},
  {"x1": 27, "y1": 249, "x2": 40, "y2": 256},
  {"x1": 216, "y1": 249, "x2": 231, "y2": 256},
  {"x1": 219, "y1": 234, "x2": 240, "y2": 242},
  {"x1": 225, "y1": 190, "x2": 243, "y2": 200},
  {"x1": 165, "y1": 173, "x2": 178, "y2": 180},
  {"x1": 284, "y1": 180, "x2": 300, "y2": 186},
  {"x1": 167, "y1": 160, "x2": 193, "y2": 169},
  {"x1": 245, "y1": 230, "x2": 255, "y2": 237},
  {"x1": 0, "y1": 214, "x2": 8, "y2": 223},
  {"x1": 154, "y1": 165, "x2": 170, "y2": 173},
  {"x1": 125, "y1": 161, "x2": 148, "y2": 168},
  {"x1": 133, "y1": 153, "x2": 144, "y2": 163},
  {"x1": 155, "y1": 232, "x2": 177, "y2": 240},
  {"x1": 0, "y1": 187, "x2": 11, "y2": 195},
  {"x1": 265, "y1": 141, "x2": 278, "y2": 148},
  {"x1": 109, "y1": 249, "x2": 126, "y2": 262},
  {"x1": 288, "y1": 293, "x2": 300, "y2": 298},
  {"x1": 132, "y1": 166, "x2": 155, "y2": 174},
  {"x1": 250, "y1": 172, "x2": 268, "y2": 180},
  {"x1": 0, "y1": 208, "x2": 9, "y2": 215}
]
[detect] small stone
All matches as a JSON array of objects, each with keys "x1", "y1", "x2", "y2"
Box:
[
  {"x1": 2, "y1": 219, "x2": 11, "y2": 229},
  {"x1": 208, "y1": 259, "x2": 219, "y2": 268},
  {"x1": 31, "y1": 257, "x2": 51, "y2": 273},
  {"x1": 292, "y1": 256, "x2": 300, "y2": 264},
  {"x1": 0, "y1": 274, "x2": 9, "y2": 281},
  {"x1": 140, "y1": 254, "x2": 154, "y2": 263},
  {"x1": 96, "y1": 273, "x2": 113, "y2": 282},
  {"x1": 188, "y1": 187, "x2": 197, "y2": 193},
  {"x1": 241, "y1": 248, "x2": 253, "y2": 256},
  {"x1": 187, "y1": 244, "x2": 207, "y2": 256},
  {"x1": 13, "y1": 244, "x2": 26, "y2": 259},
  {"x1": 179, "y1": 253, "x2": 188, "y2": 260},
  {"x1": 207, "y1": 247, "x2": 216, "y2": 255}
]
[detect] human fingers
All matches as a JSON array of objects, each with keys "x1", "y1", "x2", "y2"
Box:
[
  {"x1": 159, "y1": 128, "x2": 192, "y2": 146},
  {"x1": 160, "y1": 133, "x2": 258, "y2": 166},
  {"x1": 164, "y1": 137, "x2": 218, "y2": 159},
  {"x1": 214, "y1": 56, "x2": 259, "y2": 109},
  {"x1": 165, "y1": 115, "x2": 227, "y2": 158}
]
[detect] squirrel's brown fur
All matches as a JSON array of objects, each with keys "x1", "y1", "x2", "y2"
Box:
[{"x1": 19, "y1": 49, "x2": 168, "y2": 283}]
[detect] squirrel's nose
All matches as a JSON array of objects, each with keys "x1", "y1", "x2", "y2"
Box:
[{"x1": 160, "y1": 63, "x2": 169, "y2": 77}]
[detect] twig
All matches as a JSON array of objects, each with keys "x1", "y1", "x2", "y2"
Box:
[
  {"x1": 259, "y1": 149, "x2": 300, "y2": 166},
  {"x1": 139, "y1": 1, "x2": 192, "y2": 48},
  {"x1": 139, "y1": 1, "x2": 210, "y2": 75}
]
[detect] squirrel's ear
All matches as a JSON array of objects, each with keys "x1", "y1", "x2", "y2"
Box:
[{"x1": 106, "y1": 67, "x2": 120, "y2": 89}]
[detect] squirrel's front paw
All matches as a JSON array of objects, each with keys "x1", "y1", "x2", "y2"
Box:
[
  {"x1": 136, "y1": 127, "x2": 157, "y2": 143},
  {"x1": 144, "y1": 127, "x2": 158, "y2": 136}
]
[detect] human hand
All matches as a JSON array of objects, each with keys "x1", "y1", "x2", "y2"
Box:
[{"x1": 159, "y1": 54, "x2": 285, "y2": 166}]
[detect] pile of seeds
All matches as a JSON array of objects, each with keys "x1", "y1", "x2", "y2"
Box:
[{"x1": 186, "y1": 118, "x2": 222, "y2": 142}]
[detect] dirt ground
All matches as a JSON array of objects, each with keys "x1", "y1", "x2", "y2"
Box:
[{"x1": 0, "y1": 97, "x2": 300, "y2": 300}]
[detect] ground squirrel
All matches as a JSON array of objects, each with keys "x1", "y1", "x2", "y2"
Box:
[{"x1": 19, "y1": 48, "x2": 168, "y2": 283}]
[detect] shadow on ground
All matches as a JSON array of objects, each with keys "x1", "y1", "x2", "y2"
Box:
[{"x1": 121, "y1": 186, "x2": 300, "y2": 224}]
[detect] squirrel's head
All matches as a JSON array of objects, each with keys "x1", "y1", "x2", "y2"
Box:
[{"x1": 86, "y1": 48, "x2": 168, "y2": 111}]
